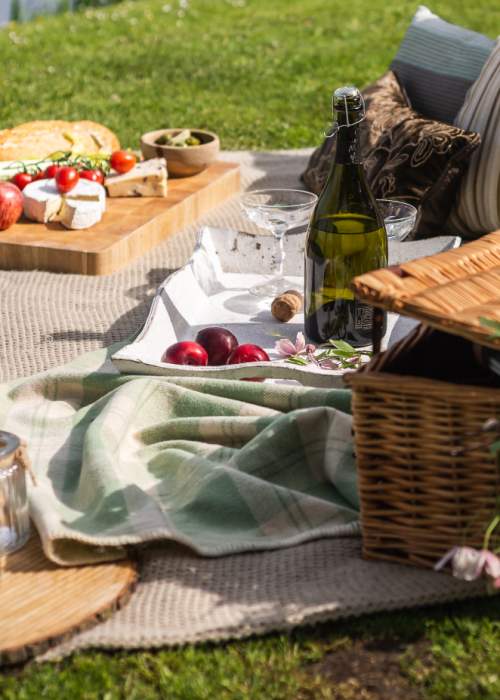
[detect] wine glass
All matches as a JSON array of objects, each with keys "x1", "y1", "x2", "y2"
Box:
[
  {"x1": 241, "y1": 188, "x2": 318, "y2": 297},
  {"x1": 377, "y1": 199, "x2": 418, "y2": 242}
]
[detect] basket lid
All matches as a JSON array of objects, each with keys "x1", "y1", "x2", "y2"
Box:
[{"x1": 352, "y1": 230, "x2": 500, "y2": 350}]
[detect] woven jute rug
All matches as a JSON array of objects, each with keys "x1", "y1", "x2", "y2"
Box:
[{"x1": 0, "y1": 150, "x2": 487, "y2": 660}]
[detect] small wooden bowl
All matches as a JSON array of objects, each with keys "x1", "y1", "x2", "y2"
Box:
[{"x1": 140, "y1": 129, "x2": 220, "y2": 178}]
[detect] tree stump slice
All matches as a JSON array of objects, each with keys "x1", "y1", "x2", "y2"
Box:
[{"x1": 0, "y1": 534, "x2": 137, "y2": 665}]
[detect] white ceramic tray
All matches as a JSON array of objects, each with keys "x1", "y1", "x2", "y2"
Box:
[{"x1": 111, "y1": 227, "x2": 460, "y2": 387}]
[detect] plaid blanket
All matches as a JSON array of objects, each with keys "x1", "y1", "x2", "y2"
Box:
[{"x1": 0, "y1": 346, "x2": 359, "y2": 565}]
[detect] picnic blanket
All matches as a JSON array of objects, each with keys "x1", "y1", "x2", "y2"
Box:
[
  {"x1": 0, "y1": 150, "x2": 487, "y2": 659},
  {"x1": 0, "y1": 344, "x2": 359, "y2": 566}
]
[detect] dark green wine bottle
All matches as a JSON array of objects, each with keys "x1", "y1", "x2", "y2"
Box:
[{"x1": 304, "y1": 86, "x2": 388, "y2": 347}]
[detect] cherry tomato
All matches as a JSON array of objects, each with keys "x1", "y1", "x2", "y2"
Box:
[
  {"x1": 44, "y1": 164, "x2": 62, "y2": 179},
  {"x1": 110, "y1": 150, "x2": 136, "y2": 174},
  {"x1": 32, "y1": 170, "x2": 46, "y2": 181},
  {"x1": 80, "y1": 169, "x2": 105, "y2": 185},
  {"x1": 55, "y1": 166, "x2": 79, "y2": 194},
  {"x1": 11, "y1": 172, "x2": 33, "y2": 191}
]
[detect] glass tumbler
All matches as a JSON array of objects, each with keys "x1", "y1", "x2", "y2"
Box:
[{"x1": 0, "y1": 431, "x2": 30, "y2": 555}]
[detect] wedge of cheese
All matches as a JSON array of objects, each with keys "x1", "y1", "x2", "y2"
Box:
[
  {"x1": 105, "y1": 158, "x2": 168, "y2": 197},
  {"x1": 60, "y1": 199, "x2": 103, "y2": 230},
  {"x1": 23, "y1": 179, "x2": 106, "y2": 229},
  {"x1": 68, "y1": 179, "x2": 106, "y2": 208}
]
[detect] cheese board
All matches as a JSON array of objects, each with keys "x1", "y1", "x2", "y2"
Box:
[{"x1": 0, "y1": 161, "x2": 240, "y2": 275}]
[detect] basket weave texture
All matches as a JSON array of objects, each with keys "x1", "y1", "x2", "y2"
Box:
[
  {"x1": 352, "y1": 230, "x2": 500, "y2": 350},
  {"x1": 346, "y1": 232, "x2": 500, "y2": 568}
]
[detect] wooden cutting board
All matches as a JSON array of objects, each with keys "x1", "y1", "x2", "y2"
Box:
[
  {"x1": 0, "y1": 534, "x2": 136, "y2": 666},
  {"x1": 0, "y1": 161, "x2": 240, "y2": 275}
]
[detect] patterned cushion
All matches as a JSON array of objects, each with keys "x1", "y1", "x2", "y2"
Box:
[
  {"x1": 391, "y1": 6, "x2": 495, "y2": 124},
  {"x1": 365, "y1": 91, "x2": 481, "y2": 238},
  {"x1": 446, "y1": 40, "x2": 500, "y2": 239}
]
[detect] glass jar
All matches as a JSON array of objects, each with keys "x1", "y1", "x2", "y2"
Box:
[{"x1": 0, "y1": 431, "x2": 31, "y2": 555}]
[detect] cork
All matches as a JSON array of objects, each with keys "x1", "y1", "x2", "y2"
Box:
[{"x1": 271, "y1": 290, "x2": 303, "y2": 322}]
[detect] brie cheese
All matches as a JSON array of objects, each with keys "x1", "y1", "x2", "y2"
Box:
[
  {"x1": 23, "y1": 178, "x2": 106, "y2": 228},
  {"x1": 67, "y1": 179, "x2": 106, "y2": 209},
  {"x1": 23, "y1": 180, "x2": 63, "y2": 223},
  {"x1": 105, "y1": 158, "x2": 168, "y2": 197},
  {"x1": 60, "y1": 199, "x2": 103, "y2": 230}
]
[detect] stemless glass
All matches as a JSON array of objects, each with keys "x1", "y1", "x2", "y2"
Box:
[
  {"x1": 0, "y1": 431, "x2": 30, "y2": 556},
  {"x1": 377, "y1": 199, "x2": 418, "y2": 242},
  {"x1": 241, "y1": 188, "x2": 318, "y2": 298}
]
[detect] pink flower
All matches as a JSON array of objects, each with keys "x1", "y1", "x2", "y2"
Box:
[
  {"x1": 275, "y1": 332, "x2": 315, "y2": 357},
  {"x1": 435, "y1": 546, "x2": 483, "y2": 581},
  {"x1": 435, "y1": 546, "x2": 500, "y2": 585},
  {"x1": 275, "y1": 338, "x2": 297, "y2": 357}
]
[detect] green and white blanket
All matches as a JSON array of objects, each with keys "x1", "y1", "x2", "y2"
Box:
[{"x1": 0, "y1": 346, "x2": 359, "y2": 565}]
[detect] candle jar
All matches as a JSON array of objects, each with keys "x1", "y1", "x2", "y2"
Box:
[{"x1": 0, "y1": 431, "x2": 30, "y2": 555}]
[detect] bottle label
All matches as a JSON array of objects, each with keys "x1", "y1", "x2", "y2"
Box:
[{"x1": 354, "y1": 304, "x2": 373, "y2": 331}]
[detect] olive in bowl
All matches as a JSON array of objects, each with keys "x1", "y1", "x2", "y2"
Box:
[{"x1": 140, "y1": 128, "x2": 220, "y2": 177}]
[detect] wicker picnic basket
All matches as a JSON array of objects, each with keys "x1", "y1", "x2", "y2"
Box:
[{"x1": 344, "y1": 230, "x2": 500, "y2": 568}]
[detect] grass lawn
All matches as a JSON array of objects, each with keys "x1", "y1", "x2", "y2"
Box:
[{"x1": 1, "y1": 1, "x2": 499, "y2": 698}]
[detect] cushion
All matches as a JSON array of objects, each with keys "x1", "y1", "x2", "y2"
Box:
[
  {"x1": 301, "y1": 71, "x2": 480, "y2": 238},
  {"x1": 364, "y1": 90, "x2": 481, "y2": 238},
  {"x1": 301, "y1": 71, "x2": 407, "y2": 196},
  {"x1": 391, "y1": 6, "x2": 495, "y2": 124},
  {"x1": 446, "y1": 40, "x2": 500, "y2": 239}
]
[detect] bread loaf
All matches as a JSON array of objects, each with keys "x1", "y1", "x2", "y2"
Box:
[{"x1": 0, "y1": 120, "x2": 120, "y2": 160}]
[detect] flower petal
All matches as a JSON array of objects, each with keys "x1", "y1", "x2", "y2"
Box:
[
  {"x1": 482, "y1": 551, "x2": 500, "y2": 579},
  {"x1": 275, "y1": 338, "x2": 297, "y2": 357},
  {"x1": 452, "y1": 547, "x2": 484, "y2": 581},
  {"x1": 294, "y1": 332, "x2": 306, "y2": 353},
  {"x1": 435, "y1": 547, "x2": 457, "y2": 571},
  {"x1": 319, "y1": 358, "x2": 341, "y2": 370}
]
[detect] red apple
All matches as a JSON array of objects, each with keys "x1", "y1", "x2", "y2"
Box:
[
  {"x1": 0, "y1": 182, "x2": 23, "y2": 230},
  {"x1": 226, "y1": 343, "x2": 270, "y2": 381},
  {"x1": 227, "y1": 344, "x2": 270, "y2": 364},
  {"x1": 163, "y1": 341, "x2": 208, "y2": 366},
  {"x1": 195, "y1": 326, "x2": 238, "y2": 365}
]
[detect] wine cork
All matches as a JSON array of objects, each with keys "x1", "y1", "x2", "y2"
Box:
[{"x1": 271, "y1": 290, "x2": 303, "y2": 322}]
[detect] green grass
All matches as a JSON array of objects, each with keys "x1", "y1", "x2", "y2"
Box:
[
  {"x1": 1, "y1": 1, "x2": 500, "y2": 697},
  {"x1": 0, "y1": 0, "x2": 498, "y2": 151},
  {"x1": 1, "y1": 597, "x2": 499, "y2": 699}
]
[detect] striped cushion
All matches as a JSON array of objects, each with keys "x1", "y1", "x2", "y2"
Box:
[
  {"x1": 446, "y1": 40, "x2": 500, "y2": 238},
  {"x1": 391, "y1": 6, "x2": 495, "y2": 123}
]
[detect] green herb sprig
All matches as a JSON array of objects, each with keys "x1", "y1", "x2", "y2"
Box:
[
  {"x1": 285, "y1": 339, "x2": 371, "y2": 371},
  {"x1": 1, "y1": 152, "x2": 111, "y2": 180}
]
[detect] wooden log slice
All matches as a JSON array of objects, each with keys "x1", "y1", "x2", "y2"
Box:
[{"x1": 0, "y1": 534, "x2": 137, "y2": 665}]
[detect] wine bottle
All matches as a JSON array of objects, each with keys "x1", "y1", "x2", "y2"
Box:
[{"x1": 304, "y1": 86, "x2": 388, "y2": 347}]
